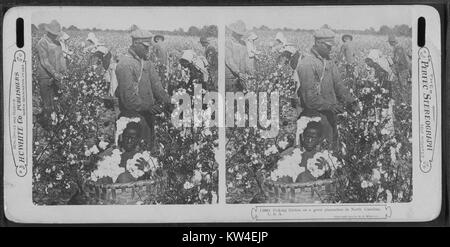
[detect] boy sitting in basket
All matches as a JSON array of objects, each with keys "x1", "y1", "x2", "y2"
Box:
[
  {"x1": 270, "y1": 114, "x2": 341, "y2": 184},
  {"x1": 90, "y1": 118, "x2": 159, "y2": 184}
]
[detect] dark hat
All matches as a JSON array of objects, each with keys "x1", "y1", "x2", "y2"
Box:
[
  {"x1": 131, "y1": 29, "x2": 153, "y2": 46},
  {"x1": 45, "y1": 20, "x2": 62, "y2": 35},
  {"x1": 153, "y1": 34, "x2": 164, "y2": 42},
  {"x1": 341, "y1": 34, "x2": 353, "y2": 42},
  {"x1": 313, "y1": 28, "x2": 336, "y2": 46}
]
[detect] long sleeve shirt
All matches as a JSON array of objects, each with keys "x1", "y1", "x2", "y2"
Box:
[
  {"x1": 225, "y1": 36, "x2": 254, "y2": 80},
  {"x1": 36, "y1": 34, "x2": 67, "y2": 79},
  {"x1": 116, "y1": 49, "x2": 170, "y2": 113},
  {"x1": 295, "y1": 48, "x2": 356, "y2": 111}
]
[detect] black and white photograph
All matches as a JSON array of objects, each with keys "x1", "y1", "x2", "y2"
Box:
[
  {"x1": 3, "y1": 5, "x2": 442, "y2": 223},
  {"x1": 225, "y1": 8, "x2": 415, "y2": 204},
  {"x1": 30, "y1": 9, "x2": 219, "y2": 205}
]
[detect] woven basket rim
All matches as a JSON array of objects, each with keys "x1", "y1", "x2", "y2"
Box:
[
  {"x1": 86, "y1": 179, "x2": 162, "y2": 189},
  {"x1": 264, "y1": 178, "x2": 337, "y2": 189}
]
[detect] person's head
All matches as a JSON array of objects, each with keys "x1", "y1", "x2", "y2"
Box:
[
  {"x1": 45, "y1": 20, "x2": 61, "y2": 41},
  {"x1": 278, "y1": 51, "x2": 292, "y2": 66},
  {"x1": 228, "y1": 20, "x2": 247, "y2": 41},
  {"x1": 130, "y1": 30, "x2": 153, "y2": 60},
  {"x1": 342, "y1": 34, "x2": 353, "y2": 43},
  {"x1": 275, "y1": 32, "x2": 286, "y2": 46},
  {"x1": 153, "y1": 34, "x2": 164, "y2": 43},
  {"x1": 301, "y1": 121, "x2": 324, "y2": 152},
  {"x1": 120, "y1": 122, "x2": 142, "y2": 152},
  {"x1": 365, "y1": 58, "x2": 376, "y2": 68},
  {"x1": 179, "y1": 50, "x2": 195, "y2": 68},
  {"x1": 388, "y1": 34, "x2": 397, "y2": 47},
  {"x1": 313, "y1": 29, "x2": 336, "y2": 60},
  {"x1": 179, "y1": 58, "x2": 190, "y2": 68},
  {"x1": 200, "y1": 36, "x2": 209, "y2": 48}
]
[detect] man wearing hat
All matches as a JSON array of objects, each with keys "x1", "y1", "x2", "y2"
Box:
[
  {"x1": 151, "y1": 34, "x2": 169, "y2": 88},
  {"x1": 36, "y1": 19, "x2": 67, "y2": 129},
  {"x1": 388, "y1": 34, "x2": 411, "y2": 104},
  {"x1": 339, "y1": 34, "x2": 357, "y2": 78},
  {"x1": 295, "y1": 28, "x2": 358, "y2": 150},
  {"x1": 225, "y1": 20, "x2": 254, "y2": 92},
  {"x1": 115, "y1": 29, "x2": 172, "y2": 149},
  {"x1": 200, "y1": 36, "x2": 218, "y2": 91}
]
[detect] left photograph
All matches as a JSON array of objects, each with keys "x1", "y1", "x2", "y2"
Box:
[{"x1": 31, "y1": 10, "x2": 219, "y2": 205}]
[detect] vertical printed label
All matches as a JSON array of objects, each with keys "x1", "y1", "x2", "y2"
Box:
[
  {"x1": 418, "y1": 47, "x2": 437, "y2": 173},
  {"x1": 9, "y1": 50, "x2": 27, "y2": 177}
]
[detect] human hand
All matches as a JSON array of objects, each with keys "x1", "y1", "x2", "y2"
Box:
[
  {"x1": 136, "y1": 157, "x2": 149, "y2": 170},
  {"x1": 315, "y1": 157, "x2": 328, "y2": 170},
  {"x1": 164, "y1": 103, "x2": 175, "y2": 114},
  {"x1": 329, "y1": 104, "x2": 344, "y2": 114},
  {"x1": 150, "y1": 105, "x2": 163, "y2": 115}
]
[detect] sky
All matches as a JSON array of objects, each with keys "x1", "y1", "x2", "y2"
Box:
[{"x1": 32, "y1": 6, "x2": 411, "y2": 31}]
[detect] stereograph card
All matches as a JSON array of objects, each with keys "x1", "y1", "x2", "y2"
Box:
[{"x1": 2, "y1": 5, "x2": 442, "y2": 223}]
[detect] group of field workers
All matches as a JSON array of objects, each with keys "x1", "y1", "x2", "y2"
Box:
[
  {"x1": 225, "y1": 20, "x2": 411, "y2": 151},
  {"x1": 36, "y1": 20, "x2": 218, "y2": 151}
]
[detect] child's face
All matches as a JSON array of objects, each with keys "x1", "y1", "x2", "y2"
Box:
[
  {"x1": 121, "y1": 128, "x2": 140, "y2": 152},
  {"x1": 302, "y1": 128, "x2": 322, "y2": 152}
]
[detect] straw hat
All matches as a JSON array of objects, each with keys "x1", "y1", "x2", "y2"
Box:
[
  {"x1": 153, "y1": 34, "x2": 165, "y2": 42},
  {"x1": 341, "y1": 34, "x2": 353, "y2": 42}
]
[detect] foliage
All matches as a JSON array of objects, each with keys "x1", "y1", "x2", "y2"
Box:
[
  {"x1": 226, "y1": 30, "x2": 412, "y2": 204},
  {"x1": 32, "y1": 29, "x2": 218, "y2": 205}
]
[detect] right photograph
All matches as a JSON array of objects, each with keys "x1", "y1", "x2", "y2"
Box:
[{"x1": 225, "y1": 8, "x2": 412, "y2": 204}]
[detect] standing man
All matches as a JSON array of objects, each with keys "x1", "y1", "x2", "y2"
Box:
[
  {"x1": 115, "y1": 30, "x2": 173, "y2": 149},
  {"x1": 388, "y1": 34, "x2": 411, "y2": 104},
  {"x1": 295, "y1": 29, "x2": 358, "y2": 150},
  {"x1": 200, "y1": 35, "x2": 218, "y2": 91},
  {"x1": 225, "y1": 20, "x2": 254, "y2": 92},
  {"x1": 339, "y1": 34, "x2": 357, "y2": 78},
  {"x1": 152, "y1": 34, "x2": 169, "y2": 88},
  {"x1": 36, "y1": 20, "x2": 67, "y2": 129}
]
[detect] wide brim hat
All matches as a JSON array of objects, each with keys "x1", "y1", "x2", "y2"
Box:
[
  {"x1": 341, "y1": 34, "x2": 353, "y2": 42},
  {"x1": 153, "y1": 34, "x2": 165, "y2": 42},
  {"x1": 45, "y1": 20, "x2": 62, "y2": 35},
  {"x1": 131, "y1": 29, "x2": 154, "y2": 46},
  {"x1": 227, "y1": 20, "x2": 247, "y2": 36}
]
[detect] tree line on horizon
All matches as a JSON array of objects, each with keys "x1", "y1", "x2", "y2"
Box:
[{"x1": 32, "y1": 23, "x2": 219, "y2": 37}]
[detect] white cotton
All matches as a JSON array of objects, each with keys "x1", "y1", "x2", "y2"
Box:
[
  {"x1": 264, "y1": 145, "x2": 278, "y2": 156},
  {"x1": 99, "y1": 140, "x2": 109, "y2": 150},
  {"x1": 90, "y1": 145, "x2": 100, "y2": 154},
  {"x1": 270, "y1": 148, "x2": 304, "y2": 181},
  {"x1": 183, "y1": 181, "x2": 194, "y2": 190},
  {"x1": 306, "y1": 150, "x2": 340, "y2": 178},
  {"x1": 192, "y1": 169, "x2": 202, "y2": 185}
]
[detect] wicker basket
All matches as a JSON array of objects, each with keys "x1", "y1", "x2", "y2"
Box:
[
  {"x1": 263, "y1": 178, "x2": 337, "y2": 203},
  {"x1": 84, "y1": 178, "x2": 166, "y2": 205}
]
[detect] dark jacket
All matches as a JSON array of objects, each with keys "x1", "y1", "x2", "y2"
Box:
[
  {"x1": 295, "y1": 48, "x2": 356, "y2": 111},
  {"x1": 36, "y1": 34, "x2": 67, "y2": 79},
  {"x1": 115, "y1": 48, "x2": 171, "y2": 114}
]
